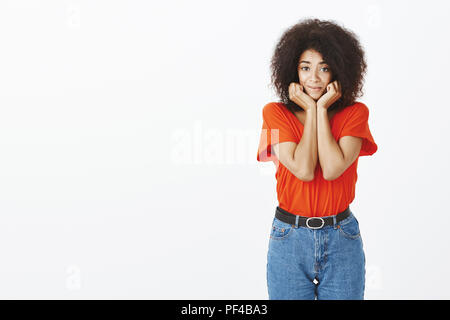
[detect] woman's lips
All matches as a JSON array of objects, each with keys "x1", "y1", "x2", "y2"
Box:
[{"x1": 307, "y1": 86, "x2": 322, "y2": 91}]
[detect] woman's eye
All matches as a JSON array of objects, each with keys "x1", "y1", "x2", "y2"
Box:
[{"x1": 299, "y1": 66, "x2": 329, "y2": 72}]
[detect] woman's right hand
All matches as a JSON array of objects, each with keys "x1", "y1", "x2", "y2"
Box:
[{"x1": 288, "y1": 82, "x2": 316, "y2": 111}]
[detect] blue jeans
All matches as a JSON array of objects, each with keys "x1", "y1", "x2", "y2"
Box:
[{"x1": 266, "y1": 209, "x2": 365, "y2": 300}]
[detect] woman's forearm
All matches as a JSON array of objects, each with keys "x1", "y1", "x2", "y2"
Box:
[
  {"x1": 317, "y1": 106, "x2": 344, "y2": 180},
  {"x1": 293, "y1": 108, "x2": 318, "y2": 180}
]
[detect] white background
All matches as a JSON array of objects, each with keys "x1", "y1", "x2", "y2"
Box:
[{"x1": 0, "y1": 0, "x2": 448, "y2": 299}]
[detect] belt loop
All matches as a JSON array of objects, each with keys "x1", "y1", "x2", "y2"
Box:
[
  {"x1": 333, "y1": 215, "x2": 337, "y2": 229},
  {"x1": 295, "y1": 215, "x2": 299, "y2": 228}
]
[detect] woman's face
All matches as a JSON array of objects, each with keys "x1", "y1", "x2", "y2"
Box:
[{"x1": 297, "y1": 49, "x2": 333, "y2": 101}]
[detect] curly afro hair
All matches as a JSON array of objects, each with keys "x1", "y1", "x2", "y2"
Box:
[{"x1": 269, "y1": 18, "x2": 367, "y2": 115}]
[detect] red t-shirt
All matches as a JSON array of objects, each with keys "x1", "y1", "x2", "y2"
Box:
[{"x1": 257, "y1": 101, "x2": 378, "y2": 217}]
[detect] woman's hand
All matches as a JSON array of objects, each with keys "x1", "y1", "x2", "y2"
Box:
[
  {"x1": 317, "y1": 80, "x2": 342, "y2": 110},
  {"x1": 289, "y1": 82, "x2": 316, "y2": 111}
]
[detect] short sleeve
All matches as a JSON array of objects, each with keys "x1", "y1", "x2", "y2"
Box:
[
  {"x1": 340, "y1": 102, "x2": 378, "y2": 157},
  {"x1": 257, "y1": 103, "x2": 298, "y2": 162}
]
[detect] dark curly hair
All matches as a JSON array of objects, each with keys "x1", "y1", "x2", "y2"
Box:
[{"x1": 269, "y1": 18, "x2": 367, "y2": 114}]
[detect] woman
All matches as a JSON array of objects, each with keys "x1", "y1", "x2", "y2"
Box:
[{"x1": 257, "y1": 18, "x2": 378, "y2": 300}]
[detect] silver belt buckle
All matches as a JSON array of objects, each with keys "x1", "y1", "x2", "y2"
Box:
[{"x1": 306, "y1": 217, "x2": 325, "y2": 229}]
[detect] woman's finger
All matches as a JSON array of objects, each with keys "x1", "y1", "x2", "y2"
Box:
[
  {"x1": 332, "y1": 81, "x2": 337, "y2": 91},
  {"x1": 295, "y1": 83, "x2": 301, "y2": 96}
]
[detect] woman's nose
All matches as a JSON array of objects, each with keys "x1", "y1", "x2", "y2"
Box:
[{"x1": 310, "y1": 70, "x2": 320, "y2": 81}]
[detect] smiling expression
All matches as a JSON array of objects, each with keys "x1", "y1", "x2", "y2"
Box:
[{"x1": 297, "y1": 49, "x2": 333, "y2": 101}]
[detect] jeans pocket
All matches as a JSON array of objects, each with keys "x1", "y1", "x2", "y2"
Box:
[
  {"x1": 270, "y1": 217, "x2": 294, "y2": 240},
  {"x1": 338, "y1": 215, "x2": 361, "y2": 240}
]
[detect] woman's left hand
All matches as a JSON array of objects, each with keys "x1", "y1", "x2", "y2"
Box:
[{"x1": 317, "y1": 80, "x2": 342, "y2": 110}]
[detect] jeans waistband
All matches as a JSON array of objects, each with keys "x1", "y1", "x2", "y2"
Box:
[{"x1": 275, "y1": 206, "x2": 351, "y2": 229}]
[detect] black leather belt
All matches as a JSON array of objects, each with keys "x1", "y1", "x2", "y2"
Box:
[{"x1": 275, "y1": 206, "x2": 351, "y2": 229}]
